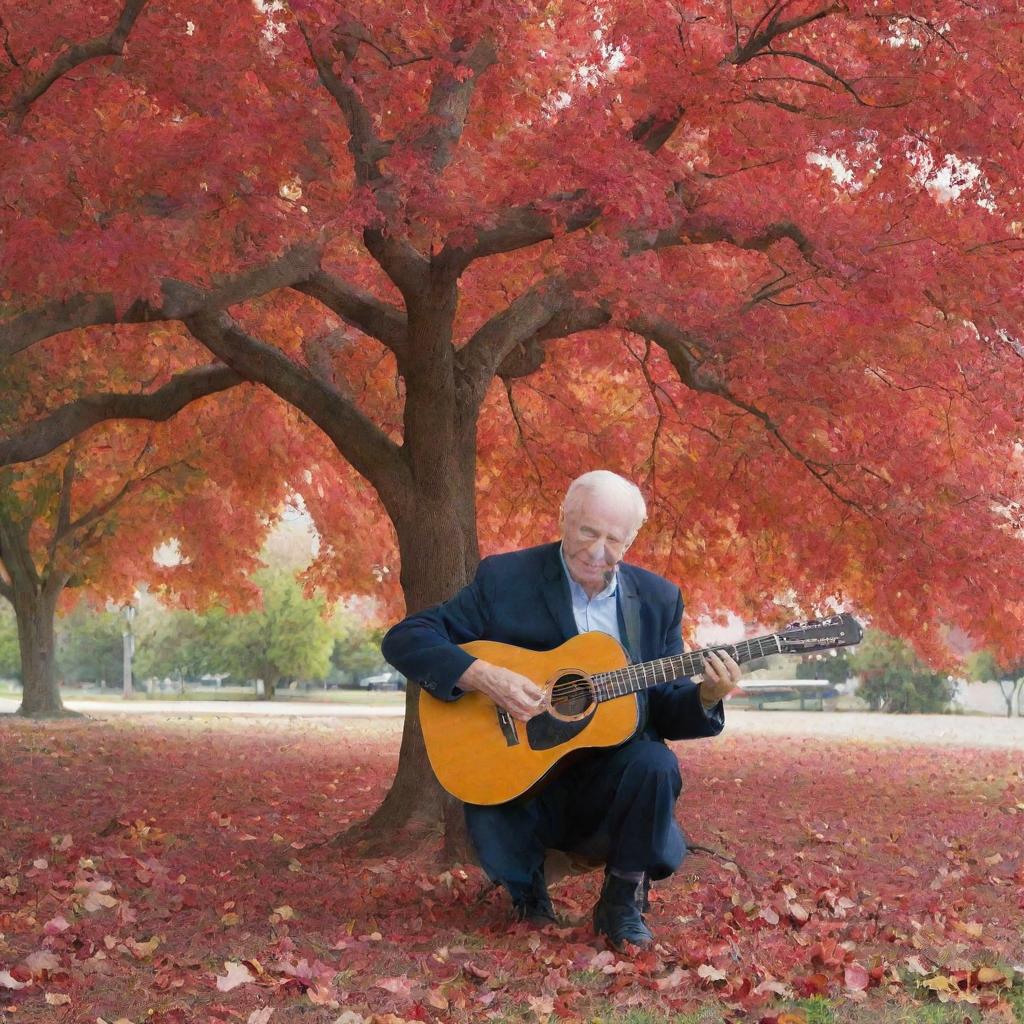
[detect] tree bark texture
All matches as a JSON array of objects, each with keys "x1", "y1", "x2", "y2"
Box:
[{"x1": 13, "y1": 583, "x2": 70, "y2": 718}]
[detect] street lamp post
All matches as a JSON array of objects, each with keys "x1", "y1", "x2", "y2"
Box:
[{"x1": 122, "y1": 604, "x2": 136, "y2": 699}]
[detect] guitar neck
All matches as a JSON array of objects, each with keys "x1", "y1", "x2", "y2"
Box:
[{"x1": 592, "y1": 634, "x2": 783, "y2": 703}]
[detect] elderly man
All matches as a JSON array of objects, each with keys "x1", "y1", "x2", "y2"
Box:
[{"x1": 381, "y1": 470, "x2": 740, "y2": 949}]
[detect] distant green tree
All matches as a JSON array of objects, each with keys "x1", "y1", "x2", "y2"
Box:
[
  {"x1": 0, "y1": 600, "x2": 20, "y2": 680},
  {"x1": 964, "y1": 649, "x2": 1023, "y2": 719},
  {"x1": 330, "y1": 610, "x2": 387, "y2": 686},
  {"x1": 135, "y1": 606, "x2": 232, "y2": 686},
  {"x1": 852, "y1": 631, "x2": 954, "y2": 713},
  {"x1": 219, "y1": 570, "x2": 334, "y2": 700},
  {"x1": 56, "y1": 606, "x2": 123, "y2": 687}
]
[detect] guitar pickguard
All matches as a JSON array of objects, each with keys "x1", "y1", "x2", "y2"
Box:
[{"x1": 526, "y1": 707, "x2": 596, "y2": 751}]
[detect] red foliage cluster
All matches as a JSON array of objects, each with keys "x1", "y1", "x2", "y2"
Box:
[{"x1": 0, "y1": 718, "x2": 1020, "y2": 1022}]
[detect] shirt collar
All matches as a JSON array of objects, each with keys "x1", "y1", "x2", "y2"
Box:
[{"x1": 558, "y1": 542, "x2": 619, "y2": 601}]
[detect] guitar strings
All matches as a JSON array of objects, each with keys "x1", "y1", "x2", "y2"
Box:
[{"x1": 544, "y1": 635, "x2": 784, "y2": 705}]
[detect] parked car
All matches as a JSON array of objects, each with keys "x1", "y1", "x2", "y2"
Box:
[{"x1": 358, "y1": 671, "x2": 405, "y2": 691}]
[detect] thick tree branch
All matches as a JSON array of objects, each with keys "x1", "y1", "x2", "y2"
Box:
[
  {"x1": 630, "y1": 105, "x2": 687, "y2": 154},
  {"x1": 629, "y1": 216, "x2": 818, "y2": 265},
  {"x1": 456, "y1": 278, "x2": 572, "y2": 390},
  {"x1": 2, "y1": 0, "x2": 149, "y2": 130},
  {"x1": 415, "y1": 35, "x2": 497, "y2": 173},
  {"x1": 0, "y1": 365, "x2": 242, "y2": 467},
  {"x1": 50, "y1": 449, "x2": 77, "y2": 563},
  {"x1": 297, "y1": 18, "x2": 389, "y2": 186},
  {"x1": 495, "y1": 303, "x2": 612, "y2": 382},
  {"x1": 0, "y1": 243, "x2": 321, "y2": 362},
  {"x1": 293, "y1": 271, "x2": 407, "y2": 352},
  {"x1": 441, "y1": 191, "x2": 601, "y2": 269},
  {"x1": 297, "y1": 18, "x2": 429, "y2": 296},
  {"x1": 184, "y1": 310, "x2": 408, "y2": 499},
  {"x1": 628, "y1": 314, "x2": 876, "y2": 519},
  {"x1": 0, "y1": 511, "x2": 38, "y2": 591}
]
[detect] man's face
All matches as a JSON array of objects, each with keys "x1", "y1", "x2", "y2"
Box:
[{"x1": 560, "y1": 490, "x2": 639, "y2": 593}]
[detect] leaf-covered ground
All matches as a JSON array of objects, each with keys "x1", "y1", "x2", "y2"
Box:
[{"x1": 0, "y1": 715, "x2": 1021, "y2": 1024}]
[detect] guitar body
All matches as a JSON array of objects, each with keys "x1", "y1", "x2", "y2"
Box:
[{"x1": 418, "y1": 632, "x2": 639, "y2": 806}]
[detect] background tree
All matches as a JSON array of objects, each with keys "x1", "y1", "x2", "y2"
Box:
[
  {"x1": 851, "y1": 631, "x2": 954, "y2": 714},
  {"x1": 217, "y1": 569, "x2": 335, "y2": 699},
  {"x1": 0, "y1": 600, "x2": 19, "y2": 680},
  {"x1": 2, "y1": 0, "x2": 1023, "y2": 843},
  {"x1": 329, "y1": 609, "x2": 388, "y2": 686},
  {"x1": 0, "y1": 337, "x2": 308, "y2": 716},
  {"x1": 56, "y1": 604, "x2": 123, "y2": 687},
  {"x1": 964, "y1": 649, "x2": 1024, "y2": 719},
  {"x1": 131, "y1": 604, "x2": 230, "y2": 689}
]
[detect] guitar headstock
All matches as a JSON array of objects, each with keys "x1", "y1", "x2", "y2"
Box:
[{"x1": 776, "y1": 614, "x2": 864, "y2": 653}]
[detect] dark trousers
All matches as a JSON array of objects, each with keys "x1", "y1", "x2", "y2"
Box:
[{"x1": 465, "y1": 738, "x2": 686, "y2": 902}]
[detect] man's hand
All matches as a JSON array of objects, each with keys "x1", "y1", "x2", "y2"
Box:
[
  {"x1": 699, "y1": 649, "x2": 741, "y2": 708},
  {"x1": 458, "y1": 660, "x2": 546, "y2": 721}
]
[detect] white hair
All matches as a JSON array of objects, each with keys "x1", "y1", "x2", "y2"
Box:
[{"x1": 562, "y1": 470, "x2": 647, "y2": 539}]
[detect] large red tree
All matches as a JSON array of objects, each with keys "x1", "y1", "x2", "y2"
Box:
[{"x1": 2, "y1": 0, "x2": 1023, "y2": 844}]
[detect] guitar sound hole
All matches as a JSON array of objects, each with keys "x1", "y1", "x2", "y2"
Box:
[{"x1": 550, "y1": 673, "x2": 594, "y2": 718}]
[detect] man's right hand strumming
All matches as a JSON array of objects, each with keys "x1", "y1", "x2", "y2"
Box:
[{"x1": 458, "y1": 660, "x2": 545, "y2": 721}]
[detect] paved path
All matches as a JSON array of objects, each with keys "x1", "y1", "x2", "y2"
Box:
[
  {"x1": 722, "y1": 708, "x2": 1024, "y2": 748},
  {"x1": 0, "y1": 698, "x2": 404, "y2": 718},
  {"x1": 1, "y1": 700, "x2": 1020, "y2": 747}
]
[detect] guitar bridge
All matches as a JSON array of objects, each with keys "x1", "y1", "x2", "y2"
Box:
[{"x1": 496, "y1": 708, "x2": 520, "y2": 746}]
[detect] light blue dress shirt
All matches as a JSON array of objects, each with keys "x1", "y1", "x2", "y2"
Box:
[{"x1": 558, "y1": 544, "x2": 622, "y2": 643}]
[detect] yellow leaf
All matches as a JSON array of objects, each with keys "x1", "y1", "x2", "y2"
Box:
[
  {"x1": 976, "y1": 966, "x2": 1007, "y2": 985},
  {"x1": 921, "y1": 975, "x2": 957, "y2": 992}
]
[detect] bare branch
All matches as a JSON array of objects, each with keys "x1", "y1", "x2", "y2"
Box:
[
  {"x1": 184, "y1": 310, "x2": 408, "y2": 499},
  {"x1": 628, "y1": 314, "x2": 877, "y2": 519},
  {"x1": 58, "y1": 459, "x2": 179, "y2": 549},
  {"x1": 293, "y1": 271, "x2": 407, "y2": 352},
  {"x1": 748, "y1": 49, "x2": 910, "y2": 107},
  {"x1": 727, "y1": 5, "x2": 843, "y2": 65},
  {"x1": 0, "y1": 365, "x2": 242, "y2": 467},
  {"x1": 2, "y1": 0, "x2": 149, "y2": 130}
]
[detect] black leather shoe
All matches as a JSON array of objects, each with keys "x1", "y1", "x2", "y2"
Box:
[
  {"x1": 511, "y1": 881, "x2": 557, "y2": 926},
  {"x1": 593, "y1": 872, "x2": 653, "y2": 949}
]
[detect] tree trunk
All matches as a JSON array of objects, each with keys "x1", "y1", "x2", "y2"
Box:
[
  {"x1": 14, "y1": 584, "x2": 76, "y2": 718},
  {"x1": 997, "y1": 679, "x2": 1018, "y2": 718},
  {"x1": 260, "y1": 675, "x2": 279, "y2": 701},
  {"x1": 345, "y1": 468, "x2": 480, "y2": 862}
]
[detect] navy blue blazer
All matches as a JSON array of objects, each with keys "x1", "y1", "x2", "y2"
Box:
[{"x1": 381, "y1": 542, "x2": 724, "y2": 743}]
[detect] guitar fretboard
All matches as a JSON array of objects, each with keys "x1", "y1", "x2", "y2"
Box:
[{"x1": 591, "y1": 634, "x2": 783, "y2": 702}]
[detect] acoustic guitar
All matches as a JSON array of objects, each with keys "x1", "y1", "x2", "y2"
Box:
[{"x1": 419, "y1": 614, "x2": 863, "y2": 805}]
